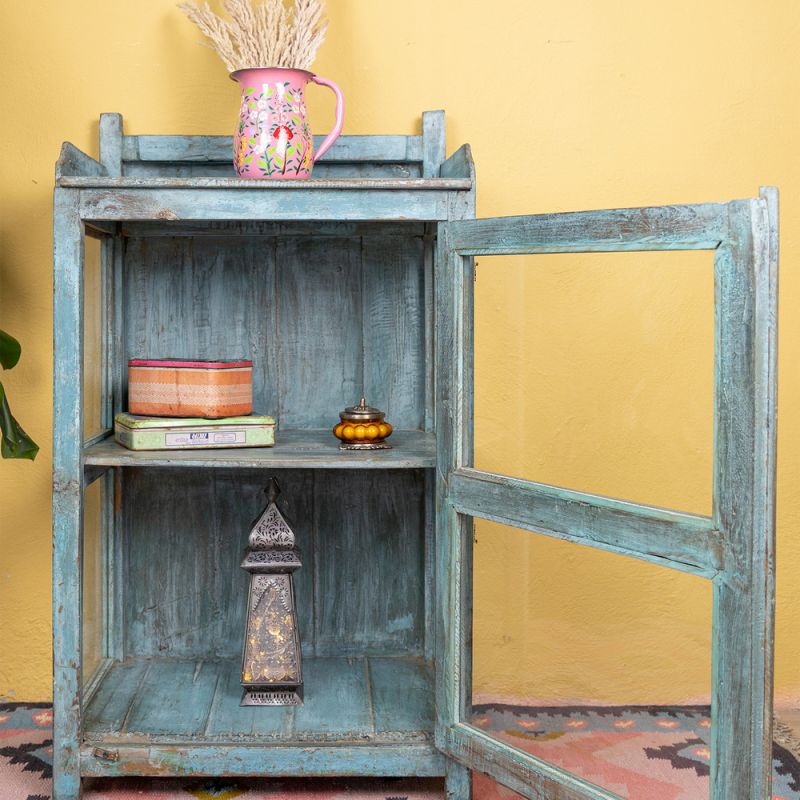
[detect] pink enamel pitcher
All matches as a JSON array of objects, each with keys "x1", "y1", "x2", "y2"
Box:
[{"x1": 231, "y1": 67, "x2": 344, "y2": 179}]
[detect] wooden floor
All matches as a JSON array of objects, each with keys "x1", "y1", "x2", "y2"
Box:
[{"x1": 83, "y1": 656, "x2": 433, "y2": 744}]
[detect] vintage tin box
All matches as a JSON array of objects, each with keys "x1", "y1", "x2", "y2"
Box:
[
  {"x1": 128, "y1": 358, "x2": 253, "y2": 418},
  {"x1": 114, "y1": 412, "x2": 275, "y2": 451}
]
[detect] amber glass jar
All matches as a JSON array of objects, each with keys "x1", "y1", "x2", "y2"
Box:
[{"x1": 333, "y1": 398, "x2": 393, "y2": 450}]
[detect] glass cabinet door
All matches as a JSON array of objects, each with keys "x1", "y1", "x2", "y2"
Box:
[{"x1": 434, "y1": 190, "x2": 778, "y2": 800}]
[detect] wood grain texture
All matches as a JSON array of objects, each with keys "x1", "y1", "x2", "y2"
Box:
[
  {"x1": 56, "y1": 142, "x2": 107, "y2": 180},
  {"x1": 121, "y1": 133, "x2": 425, "y2": 165},
  {"x1": 444, "y1": 725, "x2": 617, "y2": 800},
  {"x1": 52, "y1": 188, "x2": 85, "y2": 800},
  {"x1": 362, "y1": 234, "x2": 426, "y2": 429},
  {"x1": 99, "y1": 114, "x2": 123, "y2": 177},
  {"x1": 436, "y1": 193, "x2": 778, "y2": 800},
  {"x1": 422, "y1": 111, "x2": 446, "y2": 179},
  {"x1": 710, "y1": 195, "x2": 778, "y2": 800},
  {"x1": 80, "y1": 741, "x2": 445, "y2": 778},
  {"x1": 121, "y1": 230, "x2": 429, "y2": 431},
  {"x1": 445, "y1": 203, "x2": 730, "y2": 254},
  {"x1": 121, "y1": 468, "x2": 427, "y2": 659},
  {"x1": 313, "y1": 471, "x2": 425, "y2": 655},
  {"x1": 276, "y1": 236, "x2": 362, "y2": 427},
  {"x1": 83, "y1": 656, "x2": 434, "y2": 745},
  {"x1": 78, "y1": 187, "x2": 458, "y2": 222},
  {"x1": 83, "y1": 431, "x2": 436, "y2": 469},
  {"x1": 62, "y1": 176, "x2": 471, "y2": 190},
  {"x1": 449, "y1": 468, "x2": 722, "y2": 578}
]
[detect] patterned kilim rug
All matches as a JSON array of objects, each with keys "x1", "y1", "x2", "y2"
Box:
[{"x1": 2, "y1": 703, "x2": 798, "y2": 799}]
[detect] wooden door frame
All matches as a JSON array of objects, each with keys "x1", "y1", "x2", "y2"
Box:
[{"x1": 434, "y1": 189, "x2": 779, "y2": 800}]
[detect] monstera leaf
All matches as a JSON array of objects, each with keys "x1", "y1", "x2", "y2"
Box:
[{"x1": 0, "y1": 329, "x2": 38, "y2": 460}]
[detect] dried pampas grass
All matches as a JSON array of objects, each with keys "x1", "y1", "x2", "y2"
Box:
[{"x1": 179, "y1": 0, "x2": 327, "y2": 72}]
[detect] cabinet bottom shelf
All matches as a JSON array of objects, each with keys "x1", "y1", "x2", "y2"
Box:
[{"x1": 81, "y1": 655, "x2": 443, "y2": 778}]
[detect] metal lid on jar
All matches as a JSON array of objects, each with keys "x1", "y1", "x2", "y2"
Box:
[{"x1": 340, "y1": 397, "x2": 385, "y2": 422}]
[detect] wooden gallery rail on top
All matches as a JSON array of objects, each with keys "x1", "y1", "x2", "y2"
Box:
[{"x1": 53, "y1": 110, "x2": 777, "y2": 800}]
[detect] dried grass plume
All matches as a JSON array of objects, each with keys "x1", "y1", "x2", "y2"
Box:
[{"x1": 179, "y1": 0, "x2": 327, "y2": 72}]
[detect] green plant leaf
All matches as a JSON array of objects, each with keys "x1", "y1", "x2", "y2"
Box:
[
  {"x1": 0, "y1": 329, "x2": 21, "y2": 370},
  {"x1": 0, "y1": 381, "x2": 38, "y2": 460}
]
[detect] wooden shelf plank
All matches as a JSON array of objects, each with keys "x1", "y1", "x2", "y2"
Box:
[
  {"x1": 58, "y1": 176, "x2": 472, "y2": 191},
  {"x1": 124, "y1": 659, "x2": 220, "y2": 736},
  {"x1": 83, "y1": 430, "x2": 435, "y2": 469},
  {"x1": 84, "y1": 656, "x2": 434, "y2": 747},
  {"x1": 369, "y1": 657, "x2": 433, "y2": 734}
]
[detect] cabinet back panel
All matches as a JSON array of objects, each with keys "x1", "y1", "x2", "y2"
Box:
[
  {"x1": 121, "y1": 468, "x2": 427, "y2": 658},
  {"x1": 123, "y1": 232, "x2": 427, "y2": 429}
]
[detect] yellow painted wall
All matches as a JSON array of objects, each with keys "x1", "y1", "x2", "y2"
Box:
[{"x1": 0, "y1": 1, "x2": 798, "y2": 703}]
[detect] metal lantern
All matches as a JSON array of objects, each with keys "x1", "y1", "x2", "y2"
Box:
[{"x1": 240, "y1": 478, "x2": 303, "y2": 706}]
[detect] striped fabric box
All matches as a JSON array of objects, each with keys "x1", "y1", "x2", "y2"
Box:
[{"x1": 128, "y1": 358, "x2": 253, "y2": 418}]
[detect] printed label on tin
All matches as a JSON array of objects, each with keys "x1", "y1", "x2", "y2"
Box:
[{"x1": 164, "y1": 430, "x2": 247, "y2": 447}]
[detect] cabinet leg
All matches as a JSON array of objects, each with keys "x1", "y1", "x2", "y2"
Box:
[
  {"x1": 52, "y1": 772, "x2": 81, "y2": 800},
  {"x1": 446, "y1": 761, "x2": 472, "y2": 800}
]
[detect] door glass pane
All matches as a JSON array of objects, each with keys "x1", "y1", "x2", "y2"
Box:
[
  {"x1": 83, "y1": 235, "x2": 104, "y2": 440},
  {"x1": 473, "y1": 251, "x2": 713, "y2": 515},
  {"x1": 470, "y1": 517, "x2": 712, "y2": 799}
]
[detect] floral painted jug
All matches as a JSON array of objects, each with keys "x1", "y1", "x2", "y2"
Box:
[{"x1": 231, "y1": 67, "x2": 344, "y2": 179}]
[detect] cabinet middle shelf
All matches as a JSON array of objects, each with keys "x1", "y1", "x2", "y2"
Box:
[{"x1": 82, "y1": 429, "x2": 436, "y2": 470}]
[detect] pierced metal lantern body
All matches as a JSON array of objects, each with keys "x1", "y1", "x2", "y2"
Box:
[{"x1": 240, "y1": 479, "x2": 303, "y2": 706}]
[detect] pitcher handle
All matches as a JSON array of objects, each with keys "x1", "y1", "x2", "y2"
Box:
[{"x1": 311, "y1": 75, "x2": 345, "y2": 162}]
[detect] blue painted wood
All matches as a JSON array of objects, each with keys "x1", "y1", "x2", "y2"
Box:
[
  {"x1": 98, "y1": 113, "x2": 123, "y2": 177},
  {"x1": 76, "y1": 186, "x2": 462, "y2": 222},
  {"x1": 422, "y1": 111, "x2": 446, "y2": 178},
  {"x1": 79, "y1": 742, "x2": 446, "y2": 778},
  {"x1": 56, "y1": 143, "x2": 106, "y2": 179},
  {"x1": 120, "y1": 468, "x2": 426, "y2": 659},
  {"x1": 52, "y1": 188, "x2": 85, "y2": 800},
  {"x1": 435, "y1": 192, "x2": 778, "y2": 800},
  {"x1": 445, "y1": 203, "x2": 730, "y2": 254},
  {"x1": 445, "y1": 760, "x2": 472, "y2": 800},
  {"x1": 369, "y1": 657, "x2": 433, "y2": 734},
  {"x1": 710, "y1": 193, "x2": 778, "y2": 799},
  {"x1": 121, "y1": 133, "x2": 425, "y2": 165},
  {"x1": 124, "y1": 659, "x2": 220, "y2": 736},
  {"x1": 83, "y1": 431, "x2": 436, "y2": 469},
  {"x1": 83, "y1": 656, "x2": 434, "y2": 746},
  {"x1": 448, "y1": 468, "x2": 722, "y2": 578}
]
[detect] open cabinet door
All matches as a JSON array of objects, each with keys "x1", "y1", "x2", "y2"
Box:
[{"x1": 434, "y1": 189, "x2": 778, "y2": 800}]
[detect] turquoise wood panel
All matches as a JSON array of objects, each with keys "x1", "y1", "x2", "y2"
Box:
[
  {"x1": 52, "y1": 188, "x2": 85, "y2": 800},
  {"x1": 204, "y1": 658, "x2": 293, "y2": 738},
  {"x1": 79, "y1": 742, "x2": 446, "y2": 778},
  {"x1": 369, "y1": 657, "x2": 433, "y2": 733},
  {"x1": 76, "y1": 186, "x2": 461, "y2": 222},
  {"x1": 84, "y1": 656, "x2": 434, "y2": 746},
  {"x1": 121, "y1": 468, "x2": 426, "y2": 658},
  {"x1": 313, "y1": 470, "x2": 425, "y2": 655},
  {"x1": 124, "y1": 660, "x2": 220, "y2": 736},
  {"x1": 435, "y1": 193, "x2": 779, "y2": 800},
  {"x1": 122, "y1": 231, "x2": 427, "y2": 430},
  {"x1": 711, "y1": 189, "x2": 779, "y2": 798},
  {"x1": 448, "y1": 468, "x2": 722, "y2": 578}
]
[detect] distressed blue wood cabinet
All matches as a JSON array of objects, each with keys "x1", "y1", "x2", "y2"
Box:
[{"x1": 53, "y1": 111, "x2": 778, "y2": 799}]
